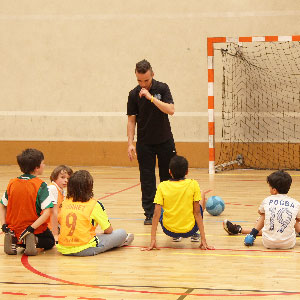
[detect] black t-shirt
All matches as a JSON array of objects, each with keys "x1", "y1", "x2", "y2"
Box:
[{"x1": 127, "y1": 79, "x2": 174, "y2": 145}]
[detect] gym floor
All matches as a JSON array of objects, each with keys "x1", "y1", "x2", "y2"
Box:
[{"x1": 1, "y1": 165, "x2": 300, "y2": 299}]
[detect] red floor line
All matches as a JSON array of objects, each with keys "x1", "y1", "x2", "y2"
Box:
[
  {"x1": 16, "y1": 180, "x2": 299, "y2": 297},
  {"x1": 39, "y1": 295, "x2": 67, "y2": 298},
  {"x1": 77, "y1": 297, "x2": 106, "y2": 300},
  {"x1": 98, "y1": 183, "x2": 140, "y2": 200},
  {"x1": 21, "y1": 255, "x2": 300, "y2": 297},
  {"x1": 2, "y1": 292, "x2": 27, "y2": 296},
  {"x1": 225, "y1": 202, "x2": 255, "y2": 207},
  {"x1": 1, "y1": 291, "x2": 105, "y2": 299}
]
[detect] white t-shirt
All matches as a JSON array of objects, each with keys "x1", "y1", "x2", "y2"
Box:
[
  {"x1": 48, "y1": 182, "x2": 64, "y2": 205},
  {"x1": 259, "y1": 194, "x2": 300, "y2": 249}
]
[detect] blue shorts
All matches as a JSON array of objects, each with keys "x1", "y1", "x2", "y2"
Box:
[{"x1": 159, "y1": 205, "x2": 203, "y2": 238}]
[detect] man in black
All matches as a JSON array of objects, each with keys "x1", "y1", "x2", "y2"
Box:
[{"x1": 127, "y1": 59, "x2": 176, "y2": 225}]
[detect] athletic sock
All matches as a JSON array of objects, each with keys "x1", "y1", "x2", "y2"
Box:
[
  {"x1": 249, "y1": 228, "x2": 259, "y2": 238},
  {"x1": 238, "y1": 225, "x2": 242, "y2": 233}
]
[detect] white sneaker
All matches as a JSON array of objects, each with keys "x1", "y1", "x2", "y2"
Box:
[
  {"x1": 172, "y1": 237, "x2": 182, "y2": 242},
  {"x1": 121, "y1": 233, "x2": 134, "y2": 246},
  {"x1": 191, "y1": 233, "x2": 200, "y2": 242}
]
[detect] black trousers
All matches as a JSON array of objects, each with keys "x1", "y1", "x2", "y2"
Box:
[
  {"x1": 36, "y1": 228, "x2": 55, "y2": 250},
  {"x1": 136, "y1": 138, "x2": 176, "y2": 217}
]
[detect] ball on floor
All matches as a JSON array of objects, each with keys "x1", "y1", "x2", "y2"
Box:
[{"x1": 206, "y1": 196, "x2": 225, "y2": 216}]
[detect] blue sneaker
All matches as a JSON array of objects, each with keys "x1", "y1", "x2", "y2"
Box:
[{"x1": 244, "y1": 234, "x2": 255, "y2": 246}]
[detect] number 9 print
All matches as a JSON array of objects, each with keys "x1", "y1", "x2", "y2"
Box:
[{"x1": 66, "y1": 213, "x2": 77, "y2": 236}]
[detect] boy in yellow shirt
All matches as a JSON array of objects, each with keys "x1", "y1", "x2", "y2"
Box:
[{"x1": 145, "y1": 155, "x2": 213, "y2": 250}]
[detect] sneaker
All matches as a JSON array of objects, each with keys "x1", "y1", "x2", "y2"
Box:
[
  {"x1": 24, "y1": 233, "x2": 38, "y2": 256},
  {"x1": 4, "y1": 231, "x2": 17, "y2": 255},
  {"x1": 223, "y1": 219, "x2": 242, "y2": 235},
  {"x1": 172, "y1": 237, "x2": 182, "y2": 242},
  {"x1": 121, "y1": 233, "x2": 134, "y2": 246},
  {"x1": 191, "y1": 233, "x2": 200, "y2": 242},
  {"x1": 244, "y1": 234, "x2": 255, "y2": 246},
  {"x1": 144, "y1": 216, "x2": 152, "y2": 225}
]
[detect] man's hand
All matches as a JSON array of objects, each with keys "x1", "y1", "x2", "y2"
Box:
[
  {"x1": 18, "y1": 226, "x2": 34, "y2": 242},
  {"x1": 1, "y1": 224, "x2": 9, "y2": 233},
  {"x1": 139, "y1": 88, "x2": 151, "y2": 100},
  {"x1": 128, "y1": 144, "x2": 136, "y2": 161}
]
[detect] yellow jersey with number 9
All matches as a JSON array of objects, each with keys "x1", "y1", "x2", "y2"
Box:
[{"x1": 58, "y1": 197, "x2": 97, "y2": 246}]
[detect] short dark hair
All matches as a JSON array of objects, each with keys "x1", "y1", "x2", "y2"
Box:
[
  {"x1": 267, "y1": 170, "x2": 292, "y2": 194},
  {"x1": 50, "y1": 165, "x2": 73, "y2": 182},
  {"x1": 169, "y1": 155, "x2": 188, "y2": 179},
  {"x1": 67, "y1": 170, "x2": 94, "y2": 202},
  {"x1": 135, "y1": 59, "x2": 152, "y2": 74},
  {"x1": 17, "y1": 148, "x2": 44, "y2": 174}
]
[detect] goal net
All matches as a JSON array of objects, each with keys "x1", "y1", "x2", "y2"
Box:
[{"x1": 215, "y1": 40, "x2": 300, "y2": 171}]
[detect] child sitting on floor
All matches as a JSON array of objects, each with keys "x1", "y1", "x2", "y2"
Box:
[
  {"x1": 0, "y1": 148, "x2": 55, "y2": 255},
  {"x1": 47, "y1": 165, "x2": 73, "y2": 240},
  {"x1": 223, "y1": 170, "x2": 300, "y2": 249},
  {"x1": 57, "y1": 170, "x2": 134, "y2": 256},
  {"x1": 144, "y1": 155, "x2": 213, "y2": 250}
]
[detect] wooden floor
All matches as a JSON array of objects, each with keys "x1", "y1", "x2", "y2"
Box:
[{"x1": 1, "y1": 165, "x2": 300, "y2": 300}]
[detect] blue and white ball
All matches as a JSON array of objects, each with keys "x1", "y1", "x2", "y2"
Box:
[{"x1": 206, "y1": 196, "x2": 225, "y2": 216}]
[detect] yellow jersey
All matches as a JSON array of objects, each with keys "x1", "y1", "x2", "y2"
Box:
[
  {"x1": 57, "y1": 198, "x2": 111, "y2": 254},
  {"x1": 154, "y1": 179, "x2": 201, "y2": 233}
]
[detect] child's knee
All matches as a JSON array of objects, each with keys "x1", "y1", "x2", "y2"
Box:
[
  {"x1": 37, "y1": 236, "x2": 55, "y2": 250},
  {"x1": 113, "y1": 228, "x2": 127, "y2": 240}
]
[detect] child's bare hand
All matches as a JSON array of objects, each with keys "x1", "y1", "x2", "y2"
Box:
[
  {"x1": 141, "y1": 240, "x2": 160, "y2": 251},
  {"x1": 199, "y1": 240, "x2": 214, "y2": 250}
]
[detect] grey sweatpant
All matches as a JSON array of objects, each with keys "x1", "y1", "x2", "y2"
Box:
[{"x1": 64, "y1": 229, "x2": 127, "y2": 257}]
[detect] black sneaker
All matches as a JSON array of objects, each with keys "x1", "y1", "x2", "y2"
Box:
[
  {"x1": 144, "y1": 216, "x2": 152, "y2": 225},
  {"x1": 223, "y1": 219, "x2": 242, "y2": 235}
]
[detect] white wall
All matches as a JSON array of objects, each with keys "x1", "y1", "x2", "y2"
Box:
[{"x1": 0, "y1": 1, "x2": 300, "y2": 143}]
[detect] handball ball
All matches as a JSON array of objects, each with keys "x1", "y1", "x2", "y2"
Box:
[{"x1": 206, "y1": 196, "x2": 225, "y2": 216}]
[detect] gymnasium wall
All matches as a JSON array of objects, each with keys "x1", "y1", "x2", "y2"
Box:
[{"x1": 0, "y1": 1, "x2": 299, "y2": 167}]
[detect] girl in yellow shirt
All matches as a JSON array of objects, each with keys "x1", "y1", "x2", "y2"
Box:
[{"x1": 57, "y1": 170, "x2": 134, "y2": 256}]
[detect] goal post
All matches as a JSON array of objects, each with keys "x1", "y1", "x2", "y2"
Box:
[{"x1": 207, "y1": 35, "x2": 300, "y2": 174}]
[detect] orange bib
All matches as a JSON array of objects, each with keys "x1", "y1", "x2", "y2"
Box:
[{"x1": 6, "y1": 177, "x2": 48, "y2": 239}]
